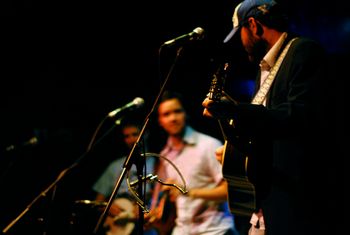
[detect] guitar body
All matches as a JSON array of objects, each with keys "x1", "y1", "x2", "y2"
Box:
[
  {"x1": 73, "y1": 198, "x2": 137, "y2": 235},
  {"x1": 209, "y1": 63, "x2": 256, "y2": 217},
  {"x1": 104, "y1": 197, "x2": 137, "y2": 235},
  {"x1": 221, "y1": 138, "x2": 256, "y2": 217},
  {"x1": 104, "y1": 194, "x2": 175, "y2": 235}
]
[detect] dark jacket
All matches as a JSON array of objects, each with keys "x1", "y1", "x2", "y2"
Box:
[{"x1": 231, "y1": 35, "x2": 335, "y2": 235}]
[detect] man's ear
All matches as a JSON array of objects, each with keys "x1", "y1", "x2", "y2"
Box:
[{"x1": 248, "y1": 18, "x2": 263, "y2": 36}]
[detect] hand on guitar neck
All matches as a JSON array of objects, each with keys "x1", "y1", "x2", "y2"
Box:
[
  {"x1": 203, "y1": 63, "x2": 257, "y2": 217},
  {"x1": 203, "y1": 62, "x2": 238, "y2": 121}
]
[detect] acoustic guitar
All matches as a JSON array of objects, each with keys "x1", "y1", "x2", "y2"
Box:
[
  {"x1": 208, "y1": 63, "x2": 256, "y2": 217},
  {"x1": 144, "y1": 190, "x2": 176, "y2": 235}
]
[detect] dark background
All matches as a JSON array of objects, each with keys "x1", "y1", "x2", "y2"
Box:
[{"x1": 0, "y1": 1, "x2": 346, "y2": 234}]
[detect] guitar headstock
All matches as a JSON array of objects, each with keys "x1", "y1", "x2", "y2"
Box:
[{"x1": 208, "y1": 62, "x2": 229, "y2": 102}]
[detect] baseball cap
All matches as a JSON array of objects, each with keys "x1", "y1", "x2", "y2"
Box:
[{"x1": 223, "y1": 0, "x2": 277, "y2": 43}]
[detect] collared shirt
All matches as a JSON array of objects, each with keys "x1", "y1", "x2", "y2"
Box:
[
  {"x1": 259, "y1": 32, "x2": 288, "y2": 105},
  {"x1": 159, "y1": 126, "x2": 235, "y2": 235},
  {"x1": 259, "y1": 32, "x2": 288, "y2": 84}
]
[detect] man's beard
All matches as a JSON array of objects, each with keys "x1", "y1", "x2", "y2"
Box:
[
  {"x1": 246, "y1": 30, "x2": 268, "y2": 64},
  {"x1": 248, "y1": 40, "x2": 267, "y2": 64}
]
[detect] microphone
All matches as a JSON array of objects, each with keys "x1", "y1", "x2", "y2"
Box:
[
  {"x1": 108, "y1": 97, "x2": 145, "y2": 118},
  {"x1": 129, "y1": 174, "x2": 158, "y2": 187},
  {"x1": 162, "y1": 27, "x2": 205, "y2": 46},
  {"x1": 5, "y1": 136, "x2": 39, "y2": 152}
]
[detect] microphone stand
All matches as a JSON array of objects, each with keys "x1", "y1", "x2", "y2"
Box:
[
  {"x1": 92, "y1": 138, "x2": 147, "y2": 235},
  {"x1": 93, "y1": 45, "x2": 184, "y2": 235},
  {"x1": 1, "y1": 121, "x2": 119, "y2": 235}
]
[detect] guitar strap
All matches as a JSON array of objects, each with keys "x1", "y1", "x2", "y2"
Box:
[{"x1": 251, "y1": 37, "x2": 298, "y2": 105}]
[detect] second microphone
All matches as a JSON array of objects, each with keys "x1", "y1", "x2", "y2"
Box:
[{"x1": 108, "y1": 97, "x2": 145, "y2": 118}]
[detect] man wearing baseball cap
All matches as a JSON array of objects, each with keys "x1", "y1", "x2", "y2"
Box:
[{"x1": 203, "y1": 0, "x2": 335, "y2": 235}]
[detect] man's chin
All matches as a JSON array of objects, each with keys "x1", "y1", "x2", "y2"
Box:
[
  {"x1": 248, "y1": 54, "x2": 262, "y2": 64},
  {"x1": 168, "y1": 127, "x2": 184, "y2": 136}
]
